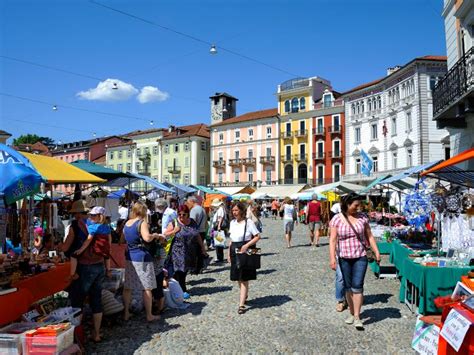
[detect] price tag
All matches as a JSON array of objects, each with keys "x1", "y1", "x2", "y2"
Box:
[{"x1": 440, "y1": 309, "x2": 472, "y2": 352}]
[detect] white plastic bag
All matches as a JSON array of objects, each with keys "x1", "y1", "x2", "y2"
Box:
[{"x1": 213, "y1": 230, "x2": 226, "y2": 248}]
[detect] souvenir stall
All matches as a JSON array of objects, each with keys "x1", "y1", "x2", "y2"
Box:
[{"x1": 0, "y1": 149, "x2": 106, "y2": 344}]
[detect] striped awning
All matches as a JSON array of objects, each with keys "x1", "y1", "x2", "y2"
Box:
[{"x1": 424, "y1": 166, "x2": 474, "y2": 187}]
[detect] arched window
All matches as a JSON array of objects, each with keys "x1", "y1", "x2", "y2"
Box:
[
  {"x1": 368, "y1": 98, "x2": 372, "y2": 111},
  {"x1": 361, "y1": 101, "x2": 365, "y2": 112},
  {"x1": 299, "y1": 97, "x2": 306, "y2": 110},
  {"x1": 356, "y1": 102, "x2": 360, "y2": 114},
  {"x1": 351, "y1": 103, "x2": 356, "y2": 115},
  {"x1": 284, "y1": 100, "x2": 290, "y2": 113},
  {"x1": 377, "y1": 96, "x2": 382, "y2": 109},
  {"x1": 291, "y1": 97, "x2": 299, "y2": 113}
]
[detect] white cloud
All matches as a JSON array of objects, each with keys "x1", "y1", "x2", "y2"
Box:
[
  {"x1": 77, "y1": 79, "x2": 139, "y2": 101},
  {"x1": 137, "y1": 86, "x2": 170, "y2": 103}
]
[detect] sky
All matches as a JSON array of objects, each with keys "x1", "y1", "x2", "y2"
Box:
[{"x1": 1, "y1": 0, "x2": 446, "y2": 144}]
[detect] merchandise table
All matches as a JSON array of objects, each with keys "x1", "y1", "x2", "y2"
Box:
[
  {"x1": 369, "y1": 240, "x2": 393, "y2": 275},
  {"x1": 0, "y1": 263, "x2": 70, "y2": 326}
]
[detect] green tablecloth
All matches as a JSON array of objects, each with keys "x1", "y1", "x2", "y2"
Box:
[{"x1": 388, "y1": 240, "x2": 471, "y2": 314}]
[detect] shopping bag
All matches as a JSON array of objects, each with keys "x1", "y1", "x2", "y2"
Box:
[
  {"x1": 213, "y1": 230, "x2": 226, "y2": 248},
  {"x1": 236, "y1": 248, "x2": 261, "y2": 269}
]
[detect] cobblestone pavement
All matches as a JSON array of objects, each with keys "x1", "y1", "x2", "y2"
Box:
[{"x1": 88, "y1": 218, "x2": 416, "y2": 354}]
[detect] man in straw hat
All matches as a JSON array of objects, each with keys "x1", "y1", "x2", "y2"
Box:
[{"x1": 210, "y1": 198, "x2": 228, "y2": 263}]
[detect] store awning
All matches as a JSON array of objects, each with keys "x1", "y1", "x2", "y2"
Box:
[
  {"x1": 70, "y1": 160, "x2": 130, "y2": 180},
  {"x1": 423, "y1": 166, "x2": 474, "y2": 187},
  {"x1": 360, "y1": 175, "x2": 392, "y2": 194},
  {"x1": 311, "y1": 181, "x2": 365, "y2": 194},
  {"x1": 422, "y1": 148, "x2": 474, "y2": 176},
  {"x1": 102, "y1": 176, "x2": 140, "y2": 187},
  {"x1": 129, "y1": 173, "x2": 174, "y2": 193},
  {"x1": 251, "y1": 184, "x2": 307, "y2": 199},
  {"x1": 21, "y1": 152, "x2": 105, "y2": 184},
  {"x1": 190, "y1": 185, "x2": 221, "y2": 194},
  {"x1": 215, "y1": 185, "x2": 256, "y2": 195}
]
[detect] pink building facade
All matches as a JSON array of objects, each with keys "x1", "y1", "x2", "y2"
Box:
[{"x1": 210, "y1": 107, "x2": 280, "y2": 186}]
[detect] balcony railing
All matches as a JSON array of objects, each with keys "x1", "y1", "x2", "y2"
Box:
[
  {"x1": 281, "y1": 131, "x2": 293, "y2": 139},
  {"x1": 228, "y1": 158, "x2": 243, "y2": 166},
  {"x1": 242, "y1": 157, "x2": 256, "y2": 166},
  {"x1": 295, "y1": 154, "x2": 308, "y2": 162},
  {"x1": 328, "y1": 125, "x2": 342, "y2": 134},
  {"x1": 433, "y1": 47, "x2": 473, "y2": 125},
  {"x1": 313, "y1": 127, "x2": 325, "y2": 136},
  {"x1": 312, "y1": 152, "x2": 326, "y2": 161},
  {"x1": 212, "y1": 160, "x2": 225, "y2": 168},
  {"x1": 329, "y1": 150, "x2": 343, "y2": 159},
  {"x1": 313, "y1": 98, "x2": 344, "y2": 110},
  {"x1": 167, "y1": 165, "x2": 181, "y2": 174},
  {"x1": 259, "y1": 156, "x2": 275, "y2": 164},
  {"x1": 294, "y1": 129, "x2": 308, "y2": 138},
  {"x1": 281, "y1": 155, "x2": 293, "y2": 163}
]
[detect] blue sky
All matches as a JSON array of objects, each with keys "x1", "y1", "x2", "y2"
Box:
[{"x1": 1, "y1": 0, "x2": 445, "y2": 144}]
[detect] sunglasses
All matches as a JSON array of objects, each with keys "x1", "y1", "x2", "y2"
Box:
[{"x1": 178, "y1": 213, "x2": 188, "y2": 217}]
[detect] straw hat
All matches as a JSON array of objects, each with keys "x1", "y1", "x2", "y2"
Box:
[
  {"x1": 69, "y1": 200, "x2": 89, "y2": 213},
  {"x1": 211, "y1": 198, "x2": 224, "y2": 207}
]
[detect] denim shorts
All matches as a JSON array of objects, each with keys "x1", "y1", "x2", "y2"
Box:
[
  {"x1": 339, "y1": 256, "x2": 368, "y2": 294},
  {"x1": 70, "y1": 262, "x2": 105, "y2": 314}
]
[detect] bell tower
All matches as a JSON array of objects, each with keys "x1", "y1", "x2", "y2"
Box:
[{"x1": 210, "y1": 92, "x2": 238, "y2": 124}]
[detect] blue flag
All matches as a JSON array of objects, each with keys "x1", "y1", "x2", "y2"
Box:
[{"x1": 360, "y1": 149, "x2": 373, "y2": 176}]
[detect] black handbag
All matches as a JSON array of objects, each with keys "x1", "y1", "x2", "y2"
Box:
[{"x1": 235, "y1": 219, "x2": 261, "y2": 270}]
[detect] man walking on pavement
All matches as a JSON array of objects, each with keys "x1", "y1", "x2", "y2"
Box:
[
  {"x1": 187, "y1": 196, "x2": 211, "y2": 272},
  {"x1": 305, "y1": 193, "x2": 323, "y2": 247}
]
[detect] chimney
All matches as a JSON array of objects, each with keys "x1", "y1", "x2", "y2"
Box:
[
  {"x1": 387, "y1": 66, "x2": 401, "y2": 76},
  {"x1": 168, "y1": 125, "x2": 175, "y2": 133}
]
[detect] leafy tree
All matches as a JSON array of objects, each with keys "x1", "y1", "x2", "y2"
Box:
[{"x1": 13, "y1": 134, "x2": 55, "y2": 146}]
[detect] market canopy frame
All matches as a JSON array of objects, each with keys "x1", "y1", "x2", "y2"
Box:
[
  {"x1": 70, "y1": 160, "x2": 131, "y2": 180},
  {"x1": 421, "y1": 148, "x2": 474, "y2": 176},
  {"x1": 21, "y1": 152, "x2": 105, "y2": 184}
]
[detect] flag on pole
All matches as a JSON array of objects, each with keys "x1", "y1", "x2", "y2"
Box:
[{"x1": 361, "y1": 149, "x2": 373, "y2": 176}]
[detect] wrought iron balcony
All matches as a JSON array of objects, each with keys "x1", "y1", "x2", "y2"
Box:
[
  {"x1": 281, "y1": 155, "x2": 293, "y2": 163},
  {"x1": 328, "y1": 125, "x2": 342, "y2": 134},
  {"x1": 295, "y1": 153, "x2": 308, "y2": 162},
  {"x1": 212, "y1": 159, "x2": 225, "y2": 168},
  {"x1": 259, "y1": 156, "x2": 275, "y2": 164},
  {"x1": 242, "y1": 157, "x2": 256, "y2": 166},
  {"x1": 313, "y1": 127, "x2": 325, "y2": 136},
  {"x1": 294, "y1": 129, "x2": 308, "y2": 138},
  {"x1": 228, "y1": 158, "x2": 243, "y2": 166},
  {"x1": 167, "y1": 165, "x2": 181, "y2": 174},
  {"x1": 281, "y1": 131, "x2": 293, "y2": 139},
  {"x1": 312, "y1": 152, "x2": 326, "y2": 161},
  {"x1": 433, "y1": 47, "x2": 473, "y2": 129},
  {"x1": 329, "y1": 150, "x2": 343, "y2": 159}
]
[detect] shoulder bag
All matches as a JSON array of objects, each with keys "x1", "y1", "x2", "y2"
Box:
[
  {"x1": 236, "y1": 219, "x2": 261, "y2": 270},
  {"x1": 342, "y1": 213, "x2": 376, "y2": 263}
]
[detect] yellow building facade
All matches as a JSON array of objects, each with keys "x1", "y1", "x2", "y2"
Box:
[{"x1": 277, "y1": 77, "x2": 331, "y2": 184}]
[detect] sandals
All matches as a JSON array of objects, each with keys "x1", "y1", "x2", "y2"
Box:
[
  {"x1": 336, "y1": 302, "x2": 345, "y2": 312},
  {"x1": 238, "y1": 306, "x2": 247, "y2": 314}
]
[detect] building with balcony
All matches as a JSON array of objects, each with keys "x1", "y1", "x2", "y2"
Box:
[
  {"x1": 277, "y1": 76, "x2": 332, "y2": 184},
  {"x1": 343, "y1": 56, "x2": 449, "y2": 183},
  {"x1": 311, "y1": 89, "x2": 345, "y2": 185},
  {"x1": 433, "y1": 0, "x2": 474, "y2": 170},
  {"x1": 161, "y1": 124, "x2": 210, "y2": 185},
  {"x1": 210, "y1": 93, "x2": 279, "y2": 187}
]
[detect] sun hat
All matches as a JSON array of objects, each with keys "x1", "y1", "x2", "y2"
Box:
[
  {"x1": 69, "y1": 200, "x2": 90, "y2": 213},
  {"x1": 89, "y1": 206, "x2": 106, "y2": 215},
  {"x1": 211, "y1": 198, "x2": 224, "y2": 207}
]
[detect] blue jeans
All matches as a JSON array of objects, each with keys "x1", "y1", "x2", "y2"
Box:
[
  {"x1": 70, "y1": 262, "x2": 105, "y2": 314},
  {"x1": 335, "y1": 262, "x2": 345, "y2": 302},
  {"x1": 339, "y1": 256, "x2": 368, "y2": 294}
]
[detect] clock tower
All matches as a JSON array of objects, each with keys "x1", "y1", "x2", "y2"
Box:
[{"x1": 210, "y1": 92, "x2": 238, "y2": 124}]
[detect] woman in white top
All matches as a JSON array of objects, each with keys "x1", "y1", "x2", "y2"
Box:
[
  {"x1": 227, "y1": 202, "x2": 261, "y2": 314},
  {"x1": 280, "y1": 196, "x2": 297, "y2": 248}
]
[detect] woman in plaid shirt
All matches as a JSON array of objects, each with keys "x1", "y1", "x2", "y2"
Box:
[{"x1": 329, "y1": 193, "x2": 381, "y2": 330}]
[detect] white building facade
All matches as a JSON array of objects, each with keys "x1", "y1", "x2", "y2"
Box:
[{"x1": 343, "y1": 56, "x2": 449, "y2": 183}]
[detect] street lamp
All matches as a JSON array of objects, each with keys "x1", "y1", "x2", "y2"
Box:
[{"x1": 210, "y1": 45, "x2": 217, "y2": 55}]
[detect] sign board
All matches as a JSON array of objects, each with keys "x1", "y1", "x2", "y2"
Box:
[
  {"x1": 440, "y1": 309, "x2": 472, "y2": 352},
  {"x1": 412, "y1": 316, "x2": 440, "y2": 355}
]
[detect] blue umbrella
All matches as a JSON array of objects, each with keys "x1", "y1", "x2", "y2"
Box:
[{"x1": 0, "y1": 143, "x2": 44, "y2": 204}]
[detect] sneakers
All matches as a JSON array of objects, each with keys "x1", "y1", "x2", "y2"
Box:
[
  {"x1": 354, "y1": 318, "x2": 364, "y2": 330},
  {"x1": 345, "y1": 315, "x2": 354, "y2": 324},
  {"x1": 183, "y1": 292, "x2": 190, "y2": 300}
]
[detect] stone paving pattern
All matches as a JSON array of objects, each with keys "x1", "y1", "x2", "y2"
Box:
[{"x1": 88, "y1": 218, "x2": 416, "y2": 354}]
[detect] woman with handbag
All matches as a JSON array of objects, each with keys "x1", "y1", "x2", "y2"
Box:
[
  {"x1": 123, "y1": 202, "x2": 162, "y2": 322},
  {"x1": 329, "y1": 193, "x2": 381, "y2": 330},
  {"x1": 227, "y1": 202, "x2": 261, "y2": 314}
]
